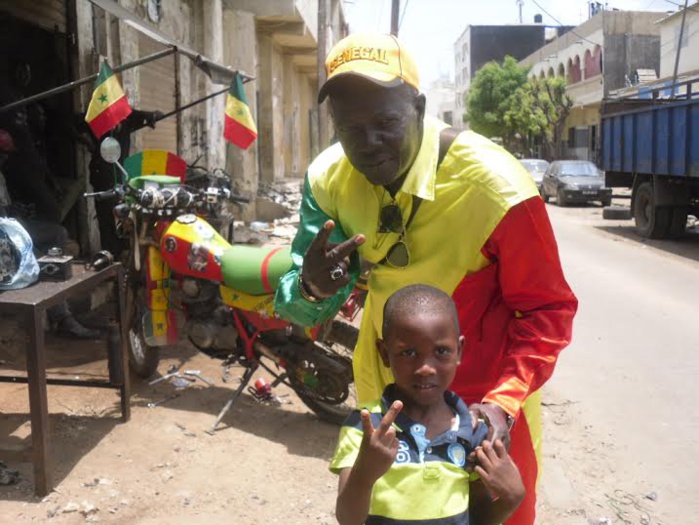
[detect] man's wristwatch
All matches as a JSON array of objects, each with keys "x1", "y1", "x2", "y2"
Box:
[{"x1": 298, "y1": 274, "x2": 322, "y2": 303}]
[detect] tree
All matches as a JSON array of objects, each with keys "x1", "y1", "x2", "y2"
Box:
[
  {"x1": 504, "y1": 76, "x2": 573, "y2": 159},
  {"x1": 464, "y1": 56, "x2": 529, "y2": 148},
  {"x1": 465, "y1": 57, "x2": 573, "y2": 158}
]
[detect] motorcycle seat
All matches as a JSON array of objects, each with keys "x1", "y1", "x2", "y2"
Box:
[{"x1": 219, "y1": 245, "x2": 292, "y2": 296}]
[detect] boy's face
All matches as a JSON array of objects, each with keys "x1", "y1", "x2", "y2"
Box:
[{"x1": 378, "y1": 311, "x2": 463, "y2": 410}]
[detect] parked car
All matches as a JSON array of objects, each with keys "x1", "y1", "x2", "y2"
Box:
[
  {"x1": 541, "y1": 160, "x2": 612, "y2": 207},
  {"x1": 519, "y1": 159, "x2": 549, "y2": 193}
]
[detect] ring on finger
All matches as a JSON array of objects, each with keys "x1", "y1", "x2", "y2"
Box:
[{"x1": 329, "y1": 265, "x2": 345, "y2": 281}]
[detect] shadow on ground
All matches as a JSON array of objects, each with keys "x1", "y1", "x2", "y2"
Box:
[
  {"x1": 1, "y1": 314, "x2": 342, "y2": 503},
  {"x1": 0, "y1": 413, "x2": 121, "y2": 503},
  {"x1": 594, "y1": 224, "x2": 699, "y2": 263}
]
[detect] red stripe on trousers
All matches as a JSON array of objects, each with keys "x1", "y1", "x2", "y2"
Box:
[
  {"x1": 505, "y1": 413, "x2": 538, "y2": 525},
  {"x1": 260, "y1": 248, "x2": 282, "y2": 293}
]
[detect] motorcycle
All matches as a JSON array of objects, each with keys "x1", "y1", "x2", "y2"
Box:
[{"x1": 88, "y1": 138, "x2": 364, "y2": 428}]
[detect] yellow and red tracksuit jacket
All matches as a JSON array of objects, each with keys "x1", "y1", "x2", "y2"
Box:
[{"x1": 274, "y1": 116, "x2": 578, "y2": 419}]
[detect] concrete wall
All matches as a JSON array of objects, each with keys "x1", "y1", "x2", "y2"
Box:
[
  {"x1": 256, "y1": 34, "x2": 285, "y2": 183},
  {"x1": 603, "y1": 33, "x2": 660, "y2": 95},
  {"x1": 78, "y1": 0, "x2": 343, "y2": 223},
  {"x1": 222, "y1": 8, "x2": 258, "y2": 220},
  {"x1": 659, "y1": 9, "x2": 699, "y2": 78},
  {"x1": 453, "y1": 27, "x2": 471, "y2": 129},
  {"x1": 425, "y1": 78, "x2": 456, "y2": 119}
]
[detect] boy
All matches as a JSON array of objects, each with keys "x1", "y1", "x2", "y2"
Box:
[{"x1": 331, "y1": 284, "x2": 525, "y2": 524}]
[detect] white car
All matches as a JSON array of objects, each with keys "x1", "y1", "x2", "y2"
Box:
[{"x1": 519, "y1": 159, "x2": 549, "y2": 194}]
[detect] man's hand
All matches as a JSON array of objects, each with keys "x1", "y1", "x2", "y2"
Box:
[
  {"x1": 474, "y1": 440, "x2": 525, "y2": 507},
  {"x1": 352, "y1": 400, "x2": 403, "y2": 484},
  {"x1": 468, "y1": 403, "x2": 511, "y2": 449},
  {"x1": 301, "y1": 220, "x2": 365, "y2": 298},
  {"x1": 147, "y1": 111, "x2": 164, "y2": 128}
]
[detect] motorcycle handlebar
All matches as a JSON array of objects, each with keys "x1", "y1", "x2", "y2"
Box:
[
  {"x1": 84, "y1": 188, "x2": 122, "y2": 201},
  {"x1": 132, "y1": 185, "x2": 250, "y2": 210},
  {"x1": 85, "y1": 183, "x2": 251, "y2": 213}
]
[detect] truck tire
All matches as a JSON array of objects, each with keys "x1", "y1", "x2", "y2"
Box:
[
  {"x1": 603, "y1": 206, "x2": 631, "y2": 220},
  {"x1": 633, "y1": 182, "x2": 670, "y2": 239},
  {"x1": 668, "y1": 207, "x2": 688, "y2": 238}
]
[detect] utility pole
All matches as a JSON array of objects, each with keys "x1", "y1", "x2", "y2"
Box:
[
  {"x1": 671, "y1": 0, "x2": 689, "y2": 99},
  {"x1": 517, "y1": 0, "x2": 523, "y2": 24},
  {"x1": 391, "y1": 0, "x2": 400, "y2": 36},
  {"x1": 318, "y1": 0, "x2": 329, "y2": 150}
]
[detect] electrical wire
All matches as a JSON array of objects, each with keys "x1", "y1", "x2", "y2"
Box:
[
  {"x1": 659, "y1": 14, "x2": 698, "y2": 48},
  {"x1": 399, "y1": 0, "x2": 410, "y2": 32},
  {"x1": 529, "y1": 0, "x2": 599, "y2": 45},
  {"x1": 664, "y1": 0, "x2": 699, "y2": 14}
]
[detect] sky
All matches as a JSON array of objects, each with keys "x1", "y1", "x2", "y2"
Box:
[{"x1": 343, "y1": 0, "x2": 677, "y2": 89}]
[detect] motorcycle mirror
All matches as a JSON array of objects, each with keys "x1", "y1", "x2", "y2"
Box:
[{"x1": 100, "y1": 137, "x2": 121, "y2": 164}]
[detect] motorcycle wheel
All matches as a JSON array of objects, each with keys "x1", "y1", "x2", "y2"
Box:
[
  {"x1": 293, "y1": 320, "x2": 358, "y2": 426},
  {"x1": 124, "y1": 280, "x2": 160, "y2": 378}
]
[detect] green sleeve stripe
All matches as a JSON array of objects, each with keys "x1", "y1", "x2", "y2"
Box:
[{"x1": 274, "y1": 175, "x2": 359, "y2": 327}]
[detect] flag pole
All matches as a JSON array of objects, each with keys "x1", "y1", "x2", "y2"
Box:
[
  {"x1": 0, "y1": 48, "x2": 177, "y2": 115},
  {"x1": 154, "y1": 86, "x2": 230, "y2": 122}
]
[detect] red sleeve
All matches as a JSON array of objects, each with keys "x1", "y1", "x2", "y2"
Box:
[{"x1": 480, "y1": 196, "x2": 578, "y2": 416}]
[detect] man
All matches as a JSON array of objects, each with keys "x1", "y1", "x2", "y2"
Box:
[{"x1": 274, "y1": 33, "x2": 577, "y2": 524}]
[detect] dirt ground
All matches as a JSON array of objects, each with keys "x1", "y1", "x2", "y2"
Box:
[{"x1": 0, "y1": 309, "x2": 660, "y2": 525}]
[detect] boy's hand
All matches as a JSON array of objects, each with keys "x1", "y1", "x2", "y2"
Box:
[
  {"x1": 352, "y1": 400, "x2": 403, "y2": 484},
  {"x1": 474, "y1": 440, "x2": 525, "y2": 506}
]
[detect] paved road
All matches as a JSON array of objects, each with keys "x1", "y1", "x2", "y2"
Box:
[{"x1": 540, "y1": 204, "x2": 699, "y2": 524}]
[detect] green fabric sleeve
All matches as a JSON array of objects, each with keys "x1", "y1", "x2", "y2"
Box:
[{"x1": 274, "y1": 175, "x2": 359, "y2": 327}]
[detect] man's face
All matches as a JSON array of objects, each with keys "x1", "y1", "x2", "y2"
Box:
[
  {"x1": 378, "y1": 311, "x2": 463, "y2": 411},
  {"x1": 329, "y1": 78, "x2": 425, "y2": 187}
]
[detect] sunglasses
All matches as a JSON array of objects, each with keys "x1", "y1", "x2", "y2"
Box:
[{"x1": 378, "y1": 204, "x2": 410, "y2": 268}]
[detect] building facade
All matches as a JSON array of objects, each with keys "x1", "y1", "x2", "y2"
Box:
[
  {"x1": 0, "y1": 0, "x2": 345, "y2": 252},
  {"x1": 519, "y1": 10, "x2": 663, "y2": 161},
  {"x1": 453, "y1": 23, "x2": 572, "y2": 130},
  {"x1": 425, "y1": 77, "x2": 455, "y2": 125},
  {"x1": 658, "y1": 4, "x2": 699, "y2": 80}
]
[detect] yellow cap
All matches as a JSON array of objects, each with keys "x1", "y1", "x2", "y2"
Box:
[{"x1": 318, "y1": 32, "x2": 420, "y2": 102}]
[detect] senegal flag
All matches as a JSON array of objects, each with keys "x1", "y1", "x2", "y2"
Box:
[
  {"x1": 224, "y1": 73, "x2": 257, "y2": 150},
  {"x1": 85, "y1": 61, "x2": 132, "y2": 138}
]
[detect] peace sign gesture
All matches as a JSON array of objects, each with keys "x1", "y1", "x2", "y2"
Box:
[
  {"x1": 301, "y1": 220, "x2": 365, "y2": 299},
  {"x1": 352, "y1": 400, "x2": 404, "y2": 484}
]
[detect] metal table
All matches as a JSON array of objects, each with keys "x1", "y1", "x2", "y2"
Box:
[{"x1": 0, "y1": 263, "x2": 131, "y2": 496}]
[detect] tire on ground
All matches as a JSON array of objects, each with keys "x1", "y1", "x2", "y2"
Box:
[{"x1": 603, "y1": 206, "x2": 631, "y2": 220}]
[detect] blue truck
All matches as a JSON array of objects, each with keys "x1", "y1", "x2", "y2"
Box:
[{"x1": 600, "y1": 78, "x2": 699, "y2": 239}]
